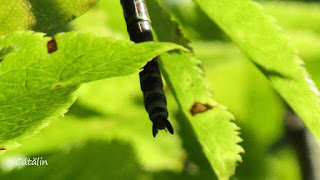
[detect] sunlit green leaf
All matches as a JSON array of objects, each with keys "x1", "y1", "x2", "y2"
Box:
[
  {"x1": 0, "y1": 31, "x2": 184, "y2": 149},
  {"x1": 193, "y1": 0, "x2": 320, "y2": 143},
  {"x1": 148, "y1": 1, "x2": 243, "y2": 179},
  {"x1": 0, "y1": 0, "x2": 99, "y2": 35}
]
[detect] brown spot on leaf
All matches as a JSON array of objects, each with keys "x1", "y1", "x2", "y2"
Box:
[
  {"x1": 47, "y1": 38, "x2": 58, "y2": 53},
  {"x1": 0, "y1": 59, "x2": 3, "y2": 63},
  {"x1": 54, "y1": 83, "x2": 62, "y2": 88},
  {"x1": 0, "y1": 147, "x2": 7, "y2": 151},
  {"x1": 190, "y1": 102, "x2": 212, "y2": 116}
]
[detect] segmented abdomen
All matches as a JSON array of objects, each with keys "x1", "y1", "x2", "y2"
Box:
[{"x1": 121, "y1": 0, "x2": 173, "y2": 137}]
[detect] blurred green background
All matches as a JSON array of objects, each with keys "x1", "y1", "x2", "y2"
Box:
[{"x1": 1, "y1": 0, "x2": 320, "y2": 179}]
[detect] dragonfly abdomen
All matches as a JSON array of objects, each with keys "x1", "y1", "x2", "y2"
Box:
[{"x1": 121, "y1": 0, "x2": 174, "y2": 137}]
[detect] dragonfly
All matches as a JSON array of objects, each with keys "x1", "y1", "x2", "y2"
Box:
[{"x1": 120, "y1": 0, "x2": 174, "y2": 137}]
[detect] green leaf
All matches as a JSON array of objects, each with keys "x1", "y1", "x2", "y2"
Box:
[
  {"x1": 160, "y1": 53, "x2": 242, "y2": 180},
  {"x1": 193, "y1": 0, "x2": 320, "y2": 142},
  {"x1": 156, "y1": 0, "x2": 225, "y2": 41},
  {"x1": 0, "y1": 31, "x2": 184, "y2": 149},
  {"x1": 0, "y1": 0, "x2": 99, "y2": 35},
  {"x1": 148, "y1": 1, "x2": 243, "y2": 179},
  {"x1": 194, "y1": 41, "x2": 287, "y2": 179}
]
